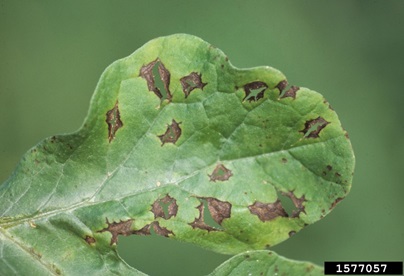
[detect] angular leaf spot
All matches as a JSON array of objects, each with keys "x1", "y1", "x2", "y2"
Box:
[
  {"x1": 157, "y1": 61, "x2": 172, "y2": 101},
  {"x1": 139, "y1": 59, "x2": 172, "y2": 102},
  {"x1": 281, "y1": 158, "x2": 288, "y2": 163},
  {"x1": 248, "y1": 200, "x2": 288, "y2": 222},
  {"x1": 206, "y1": 197, "x2": 231, "y2": 225},
  {"x1": 275, "y1": 80, "x2": 288, "y2": 92},
  {"x1": 243, "y1": 81, "x2": 268, "y2": 102},
  {"x1": 152, "y1": 221, "x2": 174, "y2": 237},
  {"x1": 97, "y1": 218, "x2": 133, "y2": 245},
  {"x1": 189, "y1": 201, "x2": 219, "y2": 232},
  {"x1": 132, "y1": 224, "x2": 152, "y2": 236},
  {"x1": 133, "y1": 222, "x2": 174, "y2": 237},
  {"x1": 280, "y1": 85, "x2": 300, "y2": 99},
  {"x1": 300, "y1": 116, "x2": 330, "y2": 138},
  {"x1": 180, "y1": 72, "x2": 207, "y2": 98},
  {"x1": 139, "y1": 60, "x2": 161, "y2": 97},
  {"x1": 209, "y1": 164, "x2": 233, "y2": 182},
  {"x1": 283, "y1": 192, "x2": 306, "y2": 217},
  {"x1": 84, "y1": 236, "x2": 96, "y2": 245},
  {"x1": 158, "y1": 119, "x2": 182, "y2": 145},
  {"x1": 151, "y1": 194, "x2": 178, "y2": 219},
  {"x1": 106, "y1": 101, "x2": 123, "y2": 143}
]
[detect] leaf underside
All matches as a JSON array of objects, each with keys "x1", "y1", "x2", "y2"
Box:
[{"x1": 0, "y1": 34, "x2": 354, "y2": 275}]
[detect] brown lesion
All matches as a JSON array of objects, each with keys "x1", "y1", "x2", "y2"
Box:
[
  {"x1": 133, "y1": 222, "x2": 174, "y2": 237},
  {"x1": 283, "y1": 192, "x2": 306, "y2": 217},
  {"x1": 189, "y1": 197, "x2": 231, "y2": 231},
  {"x1": 189, "y1": 202, "x2": 217, "y2": 232},
  {"x1": 151, "y1": 194, "x2": 178, "y2": 219},
  {"x1": 249, "y1": 191, "x2": 307, "y2": 221},
  {"x1": 205, "y1": 197, "x2": 231, "y2": 225},
  {"x1": 209, "y1": 164, "x2": 233, "y2": 182},
  {"x1": 276, "y1": 79, "x2": 300, "y2": 99},
  {"x1": 84, "y1": 235, "x2": 96, "y2": 245},
  {"x1": 157, "y1": 62, "x2": 171, "y2": 100},
  {"x1": 158, "y1": 119, "x2": 182, "y2": 145},
  {"x1": 300, "y1": 116, "x2": 330, "y2": 138},
  {"x1": 248, "y1": 200, "x2": 288, "y2": 222},
  {"x1": 242, "y1": 81, "x2": 268, "y2": 102},
  {"x1": 97, "y1": 218, "x2": 134, "y2": 245},
  {"x1": 280, "y1": 86, "x2": 300, "y2": 99},
  {"x1": 139, "y1": 59, "x2": 172, "y2": 102},
  {"x1": 106, "y1": 101, "x2": 123, "y2": 143},
  {"x1": 275, "y1": 80, "x2": 288, "y2": 92},
  {"x1": 180, "y1": 72, "x2": 207, "y2": 98},
  {"x1": 98, "y1": 218, "x2": 175, "y2": 244}
]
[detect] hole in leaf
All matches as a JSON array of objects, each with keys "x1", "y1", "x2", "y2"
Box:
[
  {"x1": 151, "y1": 194, "x2": 178, "y2": 219},
  {"x1": 180, "y1": 72, "x2": 207, "y2": 98},
  {"x1": 152, "y1": 62, "x2": 165, "y2": 98},
  {"x1": 106, "y1": 101, "x2": 123, "y2": 143},
  {"x1": 189, "y1": 198, "x2": 231, "y2": 231},
  {"x1": 300, "y1": 116, "x2": 330, "y2": 138},
  {"x1": 201, "y1": 199, "x2": 223, "y2": 230},
  {"x1": 189, "y1": 202, "x2": 217, "y2": 232},
  {"x1": 205, "y1": 197, "x2": 231, "y2": 226},
  {"x1": 154, "y1": 61, "x2": 172, "y2": 102},
  {"x1": 277, "y1": 191, "x2": 296, "y2": 216},
  {"x1": 139, "y1": 59, "x2": 172, "y2": 102},
  {"x1": 279, "y1": 191, "x2": 306, "y2": 217},
  {"x1": 243, "y1": 81, "x2": 268, "y2": 102},
  {"x1": 276, "y1": 79, "x2": 300, "y2": 99},
  {"x1": 280, "y1": 85, "x2": 300, "y2": 99}
]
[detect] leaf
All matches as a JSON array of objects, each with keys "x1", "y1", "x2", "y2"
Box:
[
  {"x1": 210, "y1": 250, "x2": 323, "y2": 276},
  {"x1": 0, "y1": 34, "x2": 355, "y2": 275}
]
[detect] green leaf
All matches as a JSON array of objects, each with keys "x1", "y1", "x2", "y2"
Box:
[
  {"x1": 210, "y1": 250, "x2": 323, "y2": 276},
  {"x1": 0, "y1": 34, "x2": 354, "y2": 275}
]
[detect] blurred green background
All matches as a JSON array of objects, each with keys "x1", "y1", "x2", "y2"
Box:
[{"x1": 1, "y1": 1, "x2": 403, "y2": 275}]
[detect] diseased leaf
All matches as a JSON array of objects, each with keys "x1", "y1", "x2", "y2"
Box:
[
  {"x1": 0, "y1": 34, "x2": 354, "y2": 275},
  {"x1": 210, "y1": 250, "x2": 323, "y2": 276}
]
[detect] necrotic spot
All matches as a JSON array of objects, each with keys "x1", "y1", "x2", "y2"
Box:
[
  {"x1": 242, "y1": 81, "x2": 268, "y2": 102},
  {"x1": 248, "y1": 200, "x2": 288, "y2": 222},
  {"x1": 180, "y1": 72, "x2": 207, "y2": 98},
  {"x1": 151, "y1": 195, "x2": 178, "y2": 219},
  {"x1": 139, "y1": 59, "x2": 172, "y2": 102},
  {"x1": 209, "y1": 164, "x2": 233, "y2": 182},
  {"x1": 158, "y1": 119, "x2": 182, "y2": 145},
  {"x1": 106, "y1": 101, "x2": 123, "y2": 143},
  {"x1": 300, "y1": 116, "x2": 329, "y2": 138}
]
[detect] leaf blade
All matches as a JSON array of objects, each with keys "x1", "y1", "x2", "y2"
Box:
[{"x1": 0, "y1": 34, "x2": 354, "y2": 274}]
